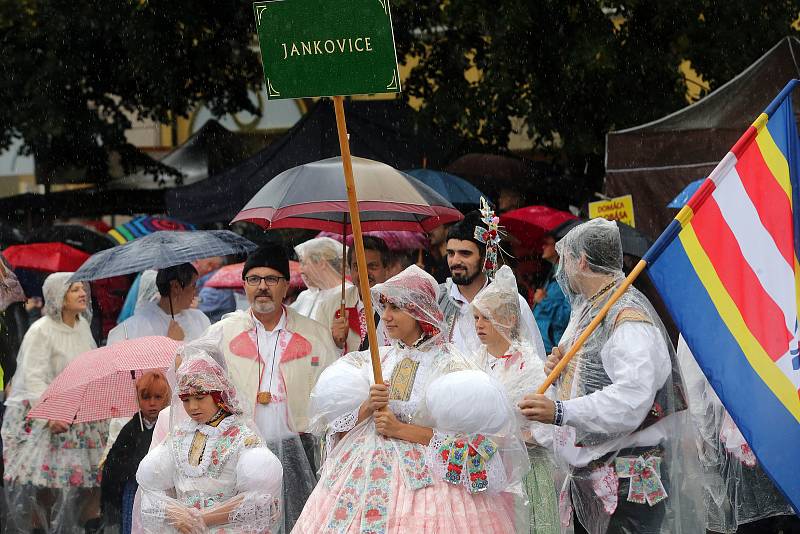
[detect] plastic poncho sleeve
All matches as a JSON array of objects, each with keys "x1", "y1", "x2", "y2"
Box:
[
  {"x1": 561, "y1": 322, "x2": 671, "y2": 435},
  {"x1": 17, "y1": 324, "x2": 54, "y2": 402}
]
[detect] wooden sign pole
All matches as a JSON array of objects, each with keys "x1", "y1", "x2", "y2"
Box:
[{"x1": 332, "y1": 95, "x2": 383, "y2": 384}]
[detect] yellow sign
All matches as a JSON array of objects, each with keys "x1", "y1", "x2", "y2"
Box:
[{"x1": 588, "y1": 194, "x2": 635, "y2": 227}]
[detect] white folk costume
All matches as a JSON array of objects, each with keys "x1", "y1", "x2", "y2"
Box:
[
  {"x1": 292, "y1": 237, "x2": 363, "y2": 354},
  {"x1": 2, "y1": 273, "x2": 107, "y2": 531},
  {"x1": 472, "y1": 265, "x2": 559, "y2": 534},
  {"x1": 136, "y1": 335, "x2": 283, "y2": 534},
  {"x1": 677, "y1": 337, "x2": 797, "y2": 533},
  {"x1": 294, "y1": 265, "x2": 529, "y2": 533},
  {"x1": 207, "y1": 305, "x2": 338, "y2": 532},
  {"x1": 107, "y1": 301, "x2": 210, "y2": 345},
  {"x1": 548, "y1": 219, "x2": 702, "y2": 534}
]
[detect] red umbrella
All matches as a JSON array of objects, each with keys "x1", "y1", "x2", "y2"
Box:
[
  {"x1": 500, "y1": 206, "x2": 578, "y2": 258},
  {"x1": 3, "y1": 242, "x2": 91, "y2": 272},
  {"x1": 27, "y1": 336, "x2": 181, "y2": 424},
  {"x1": 205, "y1": 261, "x2": 305, "y2": 290}
]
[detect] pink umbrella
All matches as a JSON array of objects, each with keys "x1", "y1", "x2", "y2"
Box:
[
  {"x1": 27, "y1": 336, "x2": 182, "y2": 424},
  {"x1": 317, "y1": 230, "x2": 429, "y2": 251},
  {"x1": 205, "y1": 261, "x2": 305, "y2": 290}
]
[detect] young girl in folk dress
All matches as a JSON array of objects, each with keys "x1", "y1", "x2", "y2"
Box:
[
  {"x1": 135, "y1": 335, "x2": 283, "y2": 533},
  {"x1": 293, "y1": 265, "x2": 530, "y2": 533},
  {"x1": 472, "y1": 265, "x2": 560, "y2": 534}
]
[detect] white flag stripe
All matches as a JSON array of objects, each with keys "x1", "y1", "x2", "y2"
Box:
[{"x1": 712, "y1": 165, "x2": 798, "y2": 334}]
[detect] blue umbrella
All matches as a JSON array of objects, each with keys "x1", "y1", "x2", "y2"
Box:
[
  {"x1": 667, "y1": 179, "x2": 704, "y2": 208},
  {"x1": 405, "y1": 169, "x2": 486, "y2": 211}
]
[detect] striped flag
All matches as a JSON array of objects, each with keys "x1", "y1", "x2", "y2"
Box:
[{"x1": 644, "y1": 79, "x2": 800, "y2": 509}]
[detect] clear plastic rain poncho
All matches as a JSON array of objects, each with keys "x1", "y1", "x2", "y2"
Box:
[
  {"x1": 472, "y1": 265, "x2": 560, "y2": 534},
  {"x1": 291, "y1": 237, "x2": 347, "y2": 318},
  {"x1": 1, "y1": 273, "x2": 103, "y2": 534},
  {"x1": 677, "y1": 337, "x2": 795, "y2": 533},
  {"x1": 135, "y1": 333, "x2": 283, "y2": 534},
  {"x1": 550, "y1": 219, "x2": 703, "y2": 534},
  {"x1": 294, "y1": 265, "x2": 530, "y2": 533}
]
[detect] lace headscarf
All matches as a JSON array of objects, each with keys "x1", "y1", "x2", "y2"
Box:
[
  {"x1": 371, "y1": 264, "x2": 444, "y2": 339},
  {"x1": 294, "y1": 236, "x2": 346, "y2": 290},
  {"x1": 175, "y1": 333, "x2": 242, "y2": 415},
  {"x1": 471, "y1": 265, "x2": 523, "y2": 346},
  {"x1": 42, "y1": 272, "x2": 92, "y2": 323}
]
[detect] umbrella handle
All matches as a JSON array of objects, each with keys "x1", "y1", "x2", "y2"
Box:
[
  {"x1": 130, "y1": 370, "x2": 144, "y2": 431},
  {"x1": 168, "y1": 294, "x2": 175, "y2": 320}
]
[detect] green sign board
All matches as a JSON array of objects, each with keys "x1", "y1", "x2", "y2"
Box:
[{"x1": 253, "y1": 0, "x2": 401, "y2": 100}]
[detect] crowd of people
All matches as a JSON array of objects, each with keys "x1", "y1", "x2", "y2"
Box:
[{"x1": 0, "y1": 208, "x2": 798, "y2": 533}]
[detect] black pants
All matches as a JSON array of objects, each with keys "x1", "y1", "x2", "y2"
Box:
[{"x1": 734, "y1": 515, "x2": 800, "y2": 534}]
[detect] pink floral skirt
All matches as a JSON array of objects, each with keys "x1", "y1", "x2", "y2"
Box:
[
  {"x1": 1, "y1": 401, "x2": 107, "y2": 488},
  {"x1": 293, "y1": 428, "x2": 517, "y2": 533}
]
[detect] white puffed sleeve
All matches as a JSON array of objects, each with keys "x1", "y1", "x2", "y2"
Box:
[
  {"x1": 424, "y1": 370, "x2": 528, "y2": 495},
  {"x1": 136, "y1": 442, "x2": 177, "y2": 533},
  {"x1": 308, "y1": 351, "x2": 373, "y2": 453},
  {"x1": 225, "y1": 446, "x2": 284, "y2": 533}
]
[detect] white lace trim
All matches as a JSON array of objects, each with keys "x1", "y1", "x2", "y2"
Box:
[
  {"x1": 425, "y1": 430, "x2": 509, "y2": 495},
  {"x1": 140, "y1": 492, "x2": 168, "y2": 533},
  {"x1": 325, "y1": 408, "x2": 360, "y2": 458},
  {"x1": 172, "y1": 417, "x2": 237, "y2": 478},
  {"x1": 228, "y1": 492, "x2": 279, "y2": 534}
]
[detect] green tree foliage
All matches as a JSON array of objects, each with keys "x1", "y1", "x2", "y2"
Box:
[
  {"x1": 0, "y1": 0, "x2": 262, "y2": 185},
  {"x1": 391, "y1": 1, "x2": 799, "y2": 200}
]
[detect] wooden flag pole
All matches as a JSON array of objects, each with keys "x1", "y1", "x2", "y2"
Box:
[
  {"x1": 332, "y1": 96, "x2": 383, "y2": 384},
  {"x1": 536, "y1": 259, "x2": 647, "y2": 393}
]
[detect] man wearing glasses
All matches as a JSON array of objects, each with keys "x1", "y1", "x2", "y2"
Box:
[{"x1": 207, "y1": 244, "x2": 337, "y2": 533}]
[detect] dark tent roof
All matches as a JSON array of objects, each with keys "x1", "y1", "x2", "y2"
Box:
[
  {"x1": 604, "y1": 36, "x2": 800, "y2": 238},
  {"x1": 166, "y1": 99, "x2": 451, "y2": 225},
  {"x1": 107, "y1": 120, "x2": 249, "y2": 190},
  {"x1": 0, "y1": 188, "x2": 167, "y2": 225}
]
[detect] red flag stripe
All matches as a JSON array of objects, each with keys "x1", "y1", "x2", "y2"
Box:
[
  {"x1": 735, "y1": 135, "x2": 796, "y2": 267},
  {"x1": 691, "y1": 195, "x2": 793, "y2": 361}
]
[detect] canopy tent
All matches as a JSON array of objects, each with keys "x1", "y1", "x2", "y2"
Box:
[
  {"x1": 604, "y1": 36, "x2": 800, "y2": 238},
  {"x1": 106, "y1": 120, "x2": 251, "y2": 190},
  {"x1": 166, "y1": 99, "x2": 453, "y2": 225}
]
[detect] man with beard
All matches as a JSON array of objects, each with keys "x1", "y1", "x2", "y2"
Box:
[
  {"x1": 329, "y1": 235, "x2": 391, "y2": 351},
  {"x1": 206, "y1": 244, "x2": 337, "y2": 533},
  {"x1": 438, "y1": 211, "x2": 543, "y2": 356}
]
